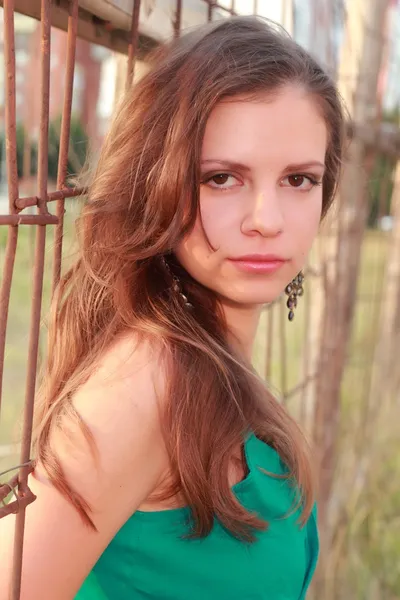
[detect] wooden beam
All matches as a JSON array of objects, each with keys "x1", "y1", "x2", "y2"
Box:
[{"x1": 0, "y1": 0, "x2": 158, "y2": 58}]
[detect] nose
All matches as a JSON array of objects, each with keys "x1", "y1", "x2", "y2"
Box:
[{"x1": 241, "y1": 186, "x2": 284, "y2": 238}]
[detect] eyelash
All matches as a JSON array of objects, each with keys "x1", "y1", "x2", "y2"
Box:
[
  {"x1": 201, "y1": 173, "x2": 240, "y2": 190},
  {"x1": 201, "y1": 172, "x2": 323, "y2": 190},
  {"x1": 296, "y1": 174, "x2": 322, "y2": 186}
]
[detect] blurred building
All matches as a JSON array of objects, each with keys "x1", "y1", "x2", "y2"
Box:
[
  {"x1": 26, "y1": 26, "x2": 106, "y2": 146},
  {"x1": 1, "y1": 0, "x2": 399, "y2": 163},
  {"x1": 293, "y1": 0, "x2": 345, "y2": 73},
  {"x1": 0, "y1": 11, "x2": 106, "y2": 150}
]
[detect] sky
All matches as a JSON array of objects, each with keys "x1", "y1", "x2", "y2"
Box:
[{"x1": 218, "y1": 0, "x2": 285, "y2": 27}]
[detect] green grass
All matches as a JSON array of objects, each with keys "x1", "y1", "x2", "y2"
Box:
[{"x1": 0, "y1": 201, "x2": 80, "y2": 474}]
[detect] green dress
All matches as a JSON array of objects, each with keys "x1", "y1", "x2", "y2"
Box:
[{"x1": 75, "y1": 433, "x2": 319, "y2": 599}]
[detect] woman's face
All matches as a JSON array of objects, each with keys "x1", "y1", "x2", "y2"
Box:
[{"x1": 175, "y1": 86, "x2": 327, "y2": 307}]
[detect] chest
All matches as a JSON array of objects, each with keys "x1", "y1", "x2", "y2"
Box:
[
  {"x1": 121, "y1": 516, "x2": 308, "y2": 599},
  {"x1": 86, "y1": 488, "x2": 312, "y2": 600},
  {"x1": 76, "y1": 436, "x2": 318, "y2": 600}
]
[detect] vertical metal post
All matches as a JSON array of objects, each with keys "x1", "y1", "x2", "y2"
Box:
[
  {"x1": 126, "y1": 0, "x2": 142, "y2": 89},
  {"x1": 174, "y1": 0, "x2": 182, "y2": 38},
  {"x1": 52, "y1": 0, "x2": 79, "y2": 293},
  {"x1": 0, "y1": 0, "x2": 19, "y2": 417},
  {"x1": 207, "y1": 1, "x2": 213, "y2": 22},
  {"x1": 11, "y1": 0, "x2": 52, "y2": 596}
]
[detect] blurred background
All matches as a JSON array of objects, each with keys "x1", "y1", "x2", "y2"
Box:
[{"x1": 0, "y1": 0, "x2": 400, "y2": 598}]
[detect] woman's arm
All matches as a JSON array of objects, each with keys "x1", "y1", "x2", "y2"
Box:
[{"x1": 0, "y1": 337, "x2": 168, "y2": 600}]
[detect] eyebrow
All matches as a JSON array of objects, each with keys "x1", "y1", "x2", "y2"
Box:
[
  {"x1": 200, "y1": 159, "x2": 251, "y2": 172},
  {"x1": 200, "y1": 159, "x2": 326, "y2": 172},
  {"x1": 283, "y1": 161, "x2": 326, "y2": 172}
]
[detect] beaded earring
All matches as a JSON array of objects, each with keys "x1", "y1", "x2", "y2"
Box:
[
  {"x1": 161, "y1": 256, "x2": 193, "y2": 309},
  {"x1": 284, "y1": 271, "x2": 304, "y2": 321}
]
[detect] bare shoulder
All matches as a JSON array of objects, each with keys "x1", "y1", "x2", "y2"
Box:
[
  {"x1": 45, "y1": 331, "x2": 169, "y2": 524},
  {"x1": 0, "y1": 333, "x2": 168, "y2": 600},
  {"x1": 70, "y1": 333, "x2": 166, "y2": 465}
]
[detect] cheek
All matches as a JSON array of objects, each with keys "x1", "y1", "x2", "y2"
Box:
[
  {"x1": 290, "y1": 198, "x2": 322, "y2": 258},
  {"x1": 198, "y1": 195, "x2": 237, "y2": 248},
  {"x1": 175, "y1": 198, "x2": 235, "y2": 285},
  {"x1": 175, "y1": 217, "x2": 214, "y2": 278},
  {"x1": 180, "y1": 195, "x2": 237, "y2": 257}
]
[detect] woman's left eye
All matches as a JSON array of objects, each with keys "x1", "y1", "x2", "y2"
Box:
[
  {"x1": 203, "y1": 173, "x2": 240, "y2": 190},
  {"x1": 281, "y1": 174, "x2": 321, "y2": 191}
]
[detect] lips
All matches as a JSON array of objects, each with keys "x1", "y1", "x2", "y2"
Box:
[{"x1": 228, "y1": 254, "x2": 287, "y2": 274}]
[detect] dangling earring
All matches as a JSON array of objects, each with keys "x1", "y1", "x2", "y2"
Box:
[
  {"x1": 285, "y1": 271, "x2": 304, "y2": 321},
  {"x1": 161, "y1": 256, "x2": 193, "y2": 309}
]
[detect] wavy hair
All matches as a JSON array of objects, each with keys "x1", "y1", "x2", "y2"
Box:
[{"x1": 33, "y1": 16, "x2": 345, "y2": 540}]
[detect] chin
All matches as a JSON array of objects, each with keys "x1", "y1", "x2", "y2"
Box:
[{"x1": 219, "y1": 284, "x2": 285, "y2": 308}]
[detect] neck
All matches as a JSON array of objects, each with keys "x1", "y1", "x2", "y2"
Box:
[{"x1": 221, "y1": 301, "x2": 263, "y2": 361}]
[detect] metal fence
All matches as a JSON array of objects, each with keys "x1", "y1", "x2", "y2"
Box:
[
  {"x1": 0, "y1": 0, "x2": 262, "y2": 596},
  {"x1": 1, "y1": 0, "x2": 400, "y2": 598}
]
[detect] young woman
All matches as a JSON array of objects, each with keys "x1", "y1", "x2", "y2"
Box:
[{"x1": 1, "y1": 16, "x2": 344, "y2": 600}]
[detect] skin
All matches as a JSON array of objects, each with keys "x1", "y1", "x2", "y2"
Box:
[
  {"x1": 176, "y1": 86, "x2": 327, "y2": 356},
  {"x1": 0, "y1": 86, "x2": 328, "y2": 599}
]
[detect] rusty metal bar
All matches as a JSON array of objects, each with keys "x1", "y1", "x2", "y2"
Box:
[
  {"x1": 15, "y1": 186, "x2": 85, "y2": 210},
  {"x1": 11, "y1": 0, "x2": 52, "y2": 595},
  {"x1": 0, "y1": 464, "x2": 36, "y2": 520},
  {"x1": 126, "y1": 0, "x2": 142, "y2": 89},
  {"x1": 207, "y1": 1, "x2": 213, "y2": 22},
  {"x1": 174, "y1": 0, "x2": 182, "y2": 38},
  {"x1": 0, "y1": 0, "x2": 19, "y2": 419},
  {"x1": 3, "y1": 2, "x2": 19, "y2": 216},
  {"x1": 36, "y1": 3, "x2": 51, "y2": 215},
  {"x1": 0, "y1": 214, "x2": 59, "y2": 226},
  {"x1": 204, "y1": 0, "x2": 235, "y2": 15},
  {"x1": 4, "y1": 0, "x2": 158, "y2": 58},
  {"x1": 52, "y1": 0, "x2": 79, "y2": 294}
]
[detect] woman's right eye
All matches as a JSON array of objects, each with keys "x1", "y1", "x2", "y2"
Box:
[{"x1": 203, "y1": 173, "x2": 241, "y2": 190}]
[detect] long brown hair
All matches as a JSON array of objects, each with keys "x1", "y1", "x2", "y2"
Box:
[{"x1": 33, "y1": 16, "x2": 345, "y2": 541}]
